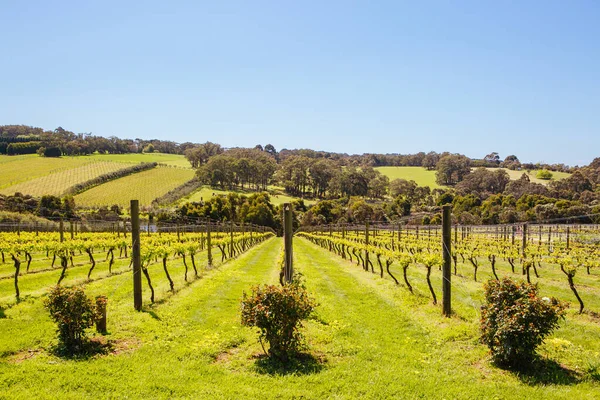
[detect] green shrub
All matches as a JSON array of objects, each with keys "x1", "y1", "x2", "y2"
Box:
[
  {"x1": 43, "y1": 147, "x2": 62, "y2": 157},
  {"x1": 241, "y1": 278, "x2": 316, "y2": 361},
  {"x1": 44, "y1": 286, "x2": 96, "y2": 355},
  {"x1": 480, "y1": 278, "x2": 566, "y2": 367},
  {"x1": 536, "y1": 169, "x2": 553, "y2": 180}
]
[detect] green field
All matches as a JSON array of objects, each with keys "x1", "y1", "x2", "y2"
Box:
[
  {"x1": 376, "y1": 166, "x2": 571, "y2": 189},
  {"x1": 0, "y1": 154, "x2": 93, "y2": 190},
  {"x1": 0, "y1": 161, "x2": 130, "y2": 197},
  {"x1": 181, "y1": 186, "x2": 317, "y2": 207},
  {"x1": 87, "y1": 153, "x2": 192, "y2": 168},
  {"x1": 74, "y1": 166, "x2": 196, "y2": 208},
  {"x1": 1, "y1": 237, "x2": 599, "y2": 398},
  {"x1": 375, "y1": 166, "x2": 443, "y2": 188},
  {"x1": 492, "y1": 168, "x2": 571, "y2": 185}
]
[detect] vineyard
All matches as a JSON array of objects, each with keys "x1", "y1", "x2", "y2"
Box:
[
  {"x1": 298, "y1": 223, "x2": 600, "y2": 316},
  {"x1": 0, "y1": 221, "x2": 273, "y2": 305},
  {"x1": 0, "y1": 161, "x2": 132, "y2": 197},
  {"x1": 73, "y1": 166, "x2": 196, "y2": 208},
  {"x1": 1, "y1": 215, "x2": 600, "y2": 398}
]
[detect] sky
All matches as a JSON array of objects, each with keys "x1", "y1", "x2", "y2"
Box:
[{"x1": 1, "y1": 1, "x2": 599, "y2": 166}]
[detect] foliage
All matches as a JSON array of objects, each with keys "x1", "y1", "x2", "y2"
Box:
[
  {"x1": 43, "y1": 147, "x2": 62, "y2": 157},
  {"x1": 435, "y1": 154, "x2": 471, "y2": 185},
  {"x1": 536, "y1": 170, "x2": 554, "y2": 180},
  {"x1": 44, "y1": 285, "x2": 96, "y2": 355},
  {"x1": 480, "y1": 278, "x2": 566, "y2": 367},
  {"x1": 241, "y1": 277, "x2": 317, "y2": 360}
]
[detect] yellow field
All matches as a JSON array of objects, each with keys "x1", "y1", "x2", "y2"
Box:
[
  {"x1": 87, "y1": 153, "x2": 192, "y2": 168},
  {"x1": 74, "y1": 166, "x2": 196, "y2": 207},
  {"x1": 0, "y1": 154, "x2": 92, "y2": 190},
  {"x1": 181, "y1": 186, "x2": 317, "y2": 206},
  {"x1": 0, "y1": 161, "x2": 130, "y2": 196}
]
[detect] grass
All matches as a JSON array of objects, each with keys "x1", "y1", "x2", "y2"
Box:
[
  {"x1": 181, "y1": 186, "x2": 317, "y2": 207},
  {"x1": 0, "y1": 154, "x2": 92, "y2": 190},
  {"x1": 375, "y1": 166, "x2": 443, "y2": 188},
  {"x1": 488, "y1": 168, "x2": 571, "y2": 185},
  {"x1": 87, "y1": 153, "x2": 192, "y2": 168},
  {"x1": 375, "y1": 166, "x2": 571, "y2": 189},
  {"x1": 1, "y1": 236, "x2": 598, "y2": 398},
  {"x1": 0, "y1": 161, "x2": 130, "y2": 197},
  {"x1": 74, "y1": 166, "x2": 195, "y2": 208}
]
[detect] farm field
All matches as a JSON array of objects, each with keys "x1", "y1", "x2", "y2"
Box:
[
  {"x1": 1, "y1": 236, "x2": 599, "y2": 399},
  {"x1": 0, "y1": 161, "x2": 130, "y2": 197},
  {"x1": 0, "y1": 154, "x2": 93, "y2": 190},
  {"x1": 375, "y1": 166, "x2": 442, "y2": 188},
  {"x1": 181, "y1": 186, "x2": 317, "y2": 207},
  {"x1": 375, "y1": 166, "x2": 571, "y2": 189},
  {"x1": 74, "y1": 166, "x2": 195, "y2": 208},
  {"x1": 86, "y1": 153, "x2": 192, "y2": 168},
  {"x1": 492, "y1": 168, "x2": 572, "y2": 185}
]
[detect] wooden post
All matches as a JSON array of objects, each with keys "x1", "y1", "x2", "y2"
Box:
[
  {"x1": 442, "y1": 205, "x2": 452, "y2": 317},
  {"x1": 131, "y1": 200, "x2": 142, "y2": 311},
  {"x1": 522, "y1": 223, "x2": 528, "y2": 258},
  {"x1": 566, "y1": 226, "x2": 570, "y2": 250},
  {"x1": 283, "y1": 203, "x2": 293, "y2": 283},
  {"x1": 147, "y1": 219, "x2": 150, "y2": 236},
  {"x1": 229, "y1": 220, "x2": 234, "y2": 258},
  {"x1": 511, "y1": 225, "x2": 516, "y2": 246},
  {"x1": 364, "y1": 220, "x2": 370, "y2": 271},
  {"x1": 206, "y1": 220, "x2": 213, "y2": 267},
  {"x1": 59, "y1": 218, "x2": 64, "y2": 243}
]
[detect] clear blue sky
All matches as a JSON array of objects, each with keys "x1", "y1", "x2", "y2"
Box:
[{"x1": 1, "y1": 1, "x2": 598, "y2": 166}]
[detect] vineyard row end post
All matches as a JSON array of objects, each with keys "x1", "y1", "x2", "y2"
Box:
[
  {"x1": 131, "y1": 200, "x2": 142, "y2": 311},
  {"x1": 442, "y1": 205, "x2": 452, "y2": 317},
  {"x1": 283, "y1": 203, "x2": 293, "y2": 283}
]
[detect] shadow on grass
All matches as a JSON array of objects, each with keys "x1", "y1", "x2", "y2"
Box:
[
  {"x1": 500, "y1": 357, "x2": 582, "y2": 386},
  {"x1": 253, "y1": 352, "x2": 325, "y2": 376},
  {"x1": 141, "y1": 307, "x2": 162, "y2": 320},
  {"x1": 50, "y1": 337, "x2": 114, "y2": 361}
]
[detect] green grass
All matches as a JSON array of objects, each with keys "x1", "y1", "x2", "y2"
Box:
[
  {"x1": 1, "y1": 236, "x2": 598, "y2": 398},
  {"x1": 0, "y1": 154, "x2": 93, "y2": 190},
  {"x1": 74, "y1": 166, "x2": 196, "y2": 208},
  {"x1": 376, "y1": 166, "x2": 571, "y2": 189},
  {"x1": 488, "y1": 168, "x2": 571, "y2": 185},
  {"x1": 181, "y1": 186, "x2": 317, "y2": 207},
  {"x1": 375, "y1": 166, "x2": 443, "y2": 188},
  {"x1": 87, "y1": 153, "x2": 192, "y2": 168},
  {"x1": 0, "y1": 161, "x2": 130, "y2": 197}
]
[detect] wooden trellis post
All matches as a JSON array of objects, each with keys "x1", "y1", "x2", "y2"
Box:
[
  {"x1": 131, "y1": 200, "x2": 142, "y2": 311},
  {"x1": 283, "y1": 203, "x2": 294, "y2": 283},
  {"x1": 442, "y1": 205, "x2": 452, "y2": 317}
]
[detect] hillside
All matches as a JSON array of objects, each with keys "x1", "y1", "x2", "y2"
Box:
[
  {"x1": 74, "y1": 166, "x2": 196, "y2": 208},
  {"x1": 376, "y1": 166, "x2": 571, "y2": 188}
]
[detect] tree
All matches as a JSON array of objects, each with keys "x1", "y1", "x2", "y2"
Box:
[
  {"x1": 483, "y1": 152, "x2": 500, "y2": 166},
  {"x1": 456, "y1": 168, "x2": 510, "y2": 195},
  {"x1": 435, "y1": 154, "x2": 471, "y2": 185},
  {"x1": 368, "y1": 174, "x2": 389, "y2": 199},
  {"x1": 536, "y1": 170, "x2": 553, "y2": 180}
]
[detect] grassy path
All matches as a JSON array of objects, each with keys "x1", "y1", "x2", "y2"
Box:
[{"x1": 1, "y1": 237, "x2": 599, "y2": 399}]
